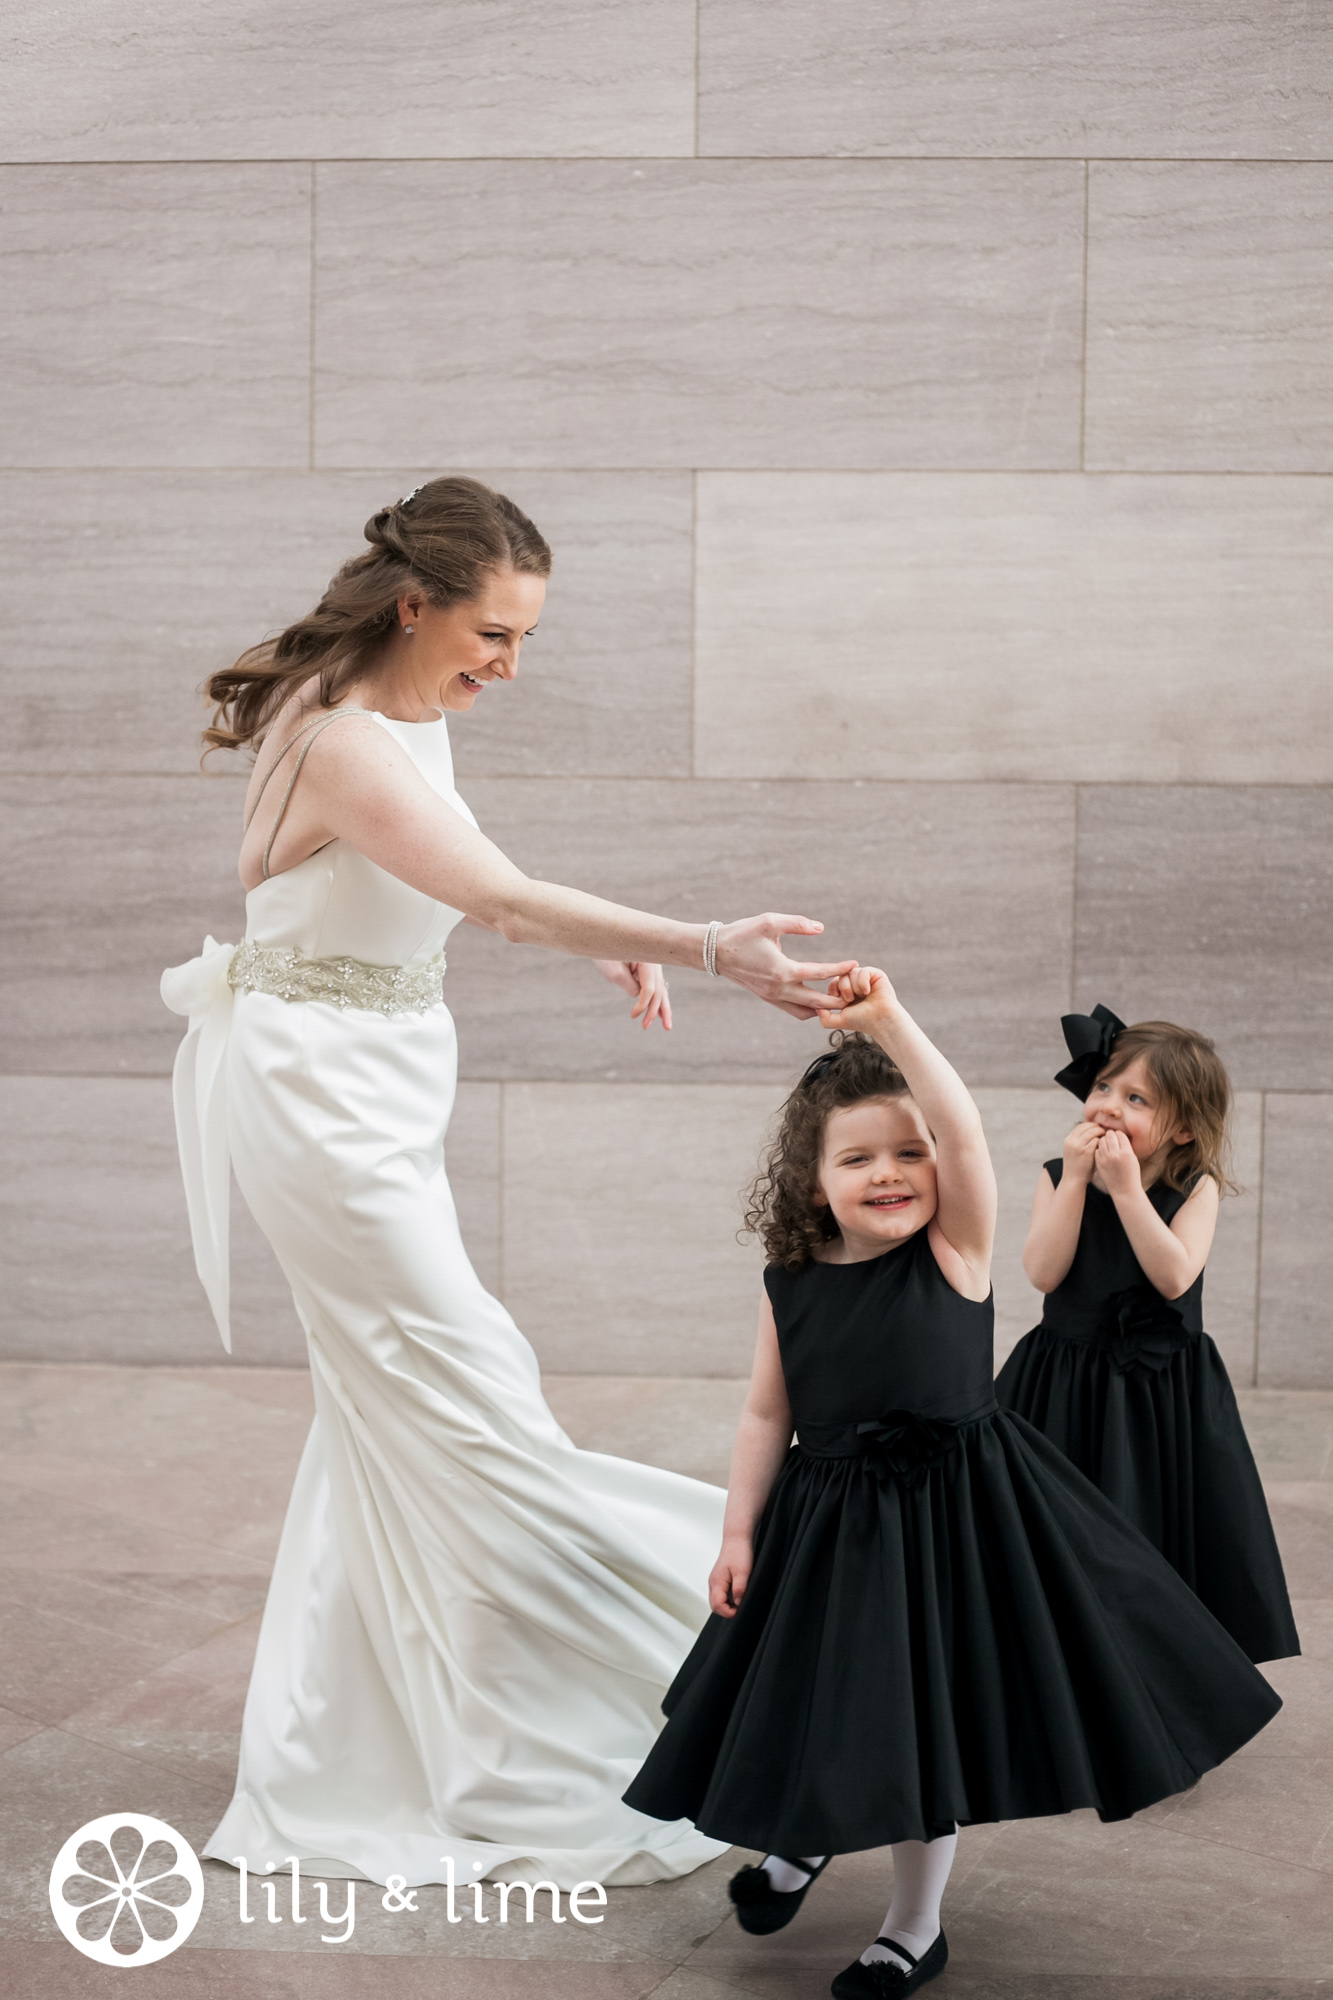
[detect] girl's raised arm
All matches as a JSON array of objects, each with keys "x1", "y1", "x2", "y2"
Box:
[{"x1": 817, "y1": 968, "x2": 996, "y2": 1287}]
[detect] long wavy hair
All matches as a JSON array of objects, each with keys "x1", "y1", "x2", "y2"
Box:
[
  {"x1": 1097, "y1": 1020, "x2": 1237, "y2": 1194},
  {"x1": 203, "y1": 475, "x2": 552, "y2": 754},
  {"x1": 743, "y1": 1033, "x2": 912, "y2": 1269}
]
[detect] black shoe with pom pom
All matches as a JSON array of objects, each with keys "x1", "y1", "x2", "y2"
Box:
[
  {"x1": 727, "y1": 1855, "x2": 832, "y2": 1935},
  {"x1": 830, "y1": 1930, "x2": 948, "y2": 1997}
]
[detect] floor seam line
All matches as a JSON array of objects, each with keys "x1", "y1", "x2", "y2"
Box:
[{"x1": 52, "y1": 1719, "x2": 235, "y2": 1799}]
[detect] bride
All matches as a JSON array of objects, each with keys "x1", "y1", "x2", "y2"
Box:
[{"x1": 162, "y1": 476, "x2": 852, "y2": 1890}]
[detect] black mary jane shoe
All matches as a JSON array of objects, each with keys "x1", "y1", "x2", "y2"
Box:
[
  {"x1": 728, "y1": 1854, "x2": 833, "y2": 1935},
  {"x1": 830, "y1": 1929, "x2": 948, "y2": 1998}
]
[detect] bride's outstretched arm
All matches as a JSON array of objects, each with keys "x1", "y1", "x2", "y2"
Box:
[{"x1": 279, "y1": 717, "x2": 854, "y2": 1019}]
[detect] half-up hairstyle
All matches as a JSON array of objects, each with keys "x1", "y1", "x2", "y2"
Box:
[
  {"x1": 744, "y1": 1032, "x2": 911, "y2": 1270},
  {"x1": 1097, "y1": 1020, "x2": 1237, "y2": 1194},
  {"x1": 203, "y1": 476, "x2": 552, "y2": 754}
]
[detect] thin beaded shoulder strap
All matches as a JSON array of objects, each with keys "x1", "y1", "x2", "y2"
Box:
[{"x1": 244, "y1": 707, "x2": 376, "y2": 881}]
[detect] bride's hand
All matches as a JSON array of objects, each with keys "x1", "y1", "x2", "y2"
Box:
[
  {"x1": 715, "y1": 916, "x2": 857, "y2": 1019},
  {"x1": 593, "y1": 960, "x2": 672, "y2": 1032}
]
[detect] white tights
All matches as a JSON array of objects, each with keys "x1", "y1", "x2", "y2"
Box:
[
  {"x1": 759, "y1": 1828, "x2": 956, "y2": 1968},
  {"x1": 863, "y1": 1830, "x2": 957, "y2": 1969},
  {"x1": 761, "y1": 1853, "x2": 824, "y2": 1893}
]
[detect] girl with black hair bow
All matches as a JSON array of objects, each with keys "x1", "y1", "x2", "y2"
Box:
[{"x1": 996, "y1": 1008, "x2": 1298, "y2": 1667}]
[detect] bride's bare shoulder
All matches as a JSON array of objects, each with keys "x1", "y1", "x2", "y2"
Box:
[
  {"x1": 248, "y1": 684, "x2": 383, "y2": 787},
  {"x1": 237, "y1": 692, "x2": 414, "y2": 889},
  {"x1": 239, "y1": 687, "x2": 395, "y2": 856}
]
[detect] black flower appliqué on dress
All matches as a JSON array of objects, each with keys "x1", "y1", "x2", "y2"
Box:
[
  {"x1": 854, "y1": 1410, "x2": 963, "y2": 1487},
  {"x1": 1100, "y1": 1286, "x2": 1194, "y2": 1375}
]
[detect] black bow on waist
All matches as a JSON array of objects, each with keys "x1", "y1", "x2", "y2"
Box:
[
  {"x1": 1100, "y1": 1286, "x2": 1194, "y2": 1374},
  {"x1": 1055, "y1": 1003, "x2": 1126, "y2": 1100},
  {"x1": 853, "y1": 1409, "x2": 968, "y2": 1488}
]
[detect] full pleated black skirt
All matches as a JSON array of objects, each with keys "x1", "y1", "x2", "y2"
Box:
[
  {"x1": 996, "y1": 1330, "x2": 1299, "y2": 1665},
  {"x1": 623, "y1": 1413, "x2": 1281, "y2": 1857}
]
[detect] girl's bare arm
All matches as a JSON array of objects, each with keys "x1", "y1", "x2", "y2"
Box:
[
  {"x1": 710, "y1": 1293, "x2": 793, "y2": 1618},
  {"x1": 1022, "y1": 1121, "x2": 1102, "y2": 1293},
  {"x1": 1097, "y1": 1131, "x2": 1220, "y2": 1297}
]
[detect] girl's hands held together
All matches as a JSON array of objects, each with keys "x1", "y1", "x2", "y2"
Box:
[
  {"x1": 1062, "y1": 1120, "x2": 1104, "y2": 1186},
  {"x1": 593, "y1": 960, "x2": 672, "y2": 1032},
  {"x1": 1027, "y1": 1122, "x2": 1147, "y2": 1294},
  {"x1": 709, "y1": 1534, "x2": 754, "y2": 1618},
  {"x1": 1094, "y1": 1126, "x2": 1144, "y2": 1199}
]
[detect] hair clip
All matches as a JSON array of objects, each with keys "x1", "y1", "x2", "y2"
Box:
[
  {"x1": 798, "y1": 1049, "x2": 842, "y2": 1090},
  {"x1": 399, "y1": 486, "x2": 424, "y2": 509}
]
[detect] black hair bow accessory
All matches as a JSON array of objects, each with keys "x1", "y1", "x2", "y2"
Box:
[
  {"x1": 1054, "y1": 1003, "x2": 1126, "y2": 1100},
  {"x1": 854, "y1": 1410, "x2": 962, "y2": 1488},
  {"x1": 1100, "y1": 1287, "x2": 1194, "y2": 1375},
  {"x1": 799, "y1": 1047, "x2": 842, "y2": 1090}
]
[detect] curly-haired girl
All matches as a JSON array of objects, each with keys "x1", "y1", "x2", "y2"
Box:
[
  {"x1": 625, "y1": 968, "x2": 1281, "y2": 2000},
  {"x1": 996, "y1": 1007, "x2": 1299, "y2": 1666}
]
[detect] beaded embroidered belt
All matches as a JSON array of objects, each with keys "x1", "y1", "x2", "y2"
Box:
[{"x1": 228, "y1": 941, "x2": 446, "y2": 1016}]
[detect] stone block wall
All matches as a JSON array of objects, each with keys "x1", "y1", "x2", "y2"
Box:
[{"x1": 2, "y1": 3, "x2": 1329, "y2": 1383}]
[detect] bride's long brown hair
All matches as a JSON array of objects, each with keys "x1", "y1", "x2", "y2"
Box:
[{"x1": 203, "y1": 476, "x2": 552, "y2": 755}]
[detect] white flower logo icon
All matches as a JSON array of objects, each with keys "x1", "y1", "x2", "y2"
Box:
[{"x1": 49, "y1": 1813, "x2": 204, "y2": 1965}]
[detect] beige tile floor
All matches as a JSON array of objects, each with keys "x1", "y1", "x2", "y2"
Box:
[{"x1": 0, "y1": 1364, "x2": 1330, "y2": 1999}]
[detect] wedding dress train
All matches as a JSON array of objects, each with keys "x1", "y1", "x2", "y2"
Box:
[{"x1": 162, "y1": 710, "x2": 727, "y2": 1887}]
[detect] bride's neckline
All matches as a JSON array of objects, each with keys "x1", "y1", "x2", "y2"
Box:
[{"x1": 355, "y1": 706, "x2": 449, "y2": 731}]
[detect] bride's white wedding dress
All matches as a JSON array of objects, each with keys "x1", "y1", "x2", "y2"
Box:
[{"x1": 162, "y1": 710, "x2": 727, "y2": 1887}]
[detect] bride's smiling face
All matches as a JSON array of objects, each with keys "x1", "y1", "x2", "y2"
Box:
[{"x1": 391, "y1": 568, "x2": 547, "y2": 717}]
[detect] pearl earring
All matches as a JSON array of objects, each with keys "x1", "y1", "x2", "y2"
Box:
[{"x1": 403, "y1": 624, "x2": 414, "y2": 635}]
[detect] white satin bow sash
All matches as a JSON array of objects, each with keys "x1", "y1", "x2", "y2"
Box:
[{"x1": 160, "y1": 937, "x2": 237, "y2": 1352}]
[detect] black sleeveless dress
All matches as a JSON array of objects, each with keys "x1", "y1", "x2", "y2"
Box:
[
  {"x1": 623, "y1": 1229, "x2": 1280, "y2": 1858},
  {"x1": 995, "y1": 1162, "x2": 1298, "y2": 1666}
]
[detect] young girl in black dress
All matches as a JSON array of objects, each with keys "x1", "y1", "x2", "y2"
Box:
[
  {"x1": 996, "y1": 1005, "x2": 1298, "y2": 1665},
  {"x1": 625, "y1": 969, "x2": 1281, "y2": 1999}
]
